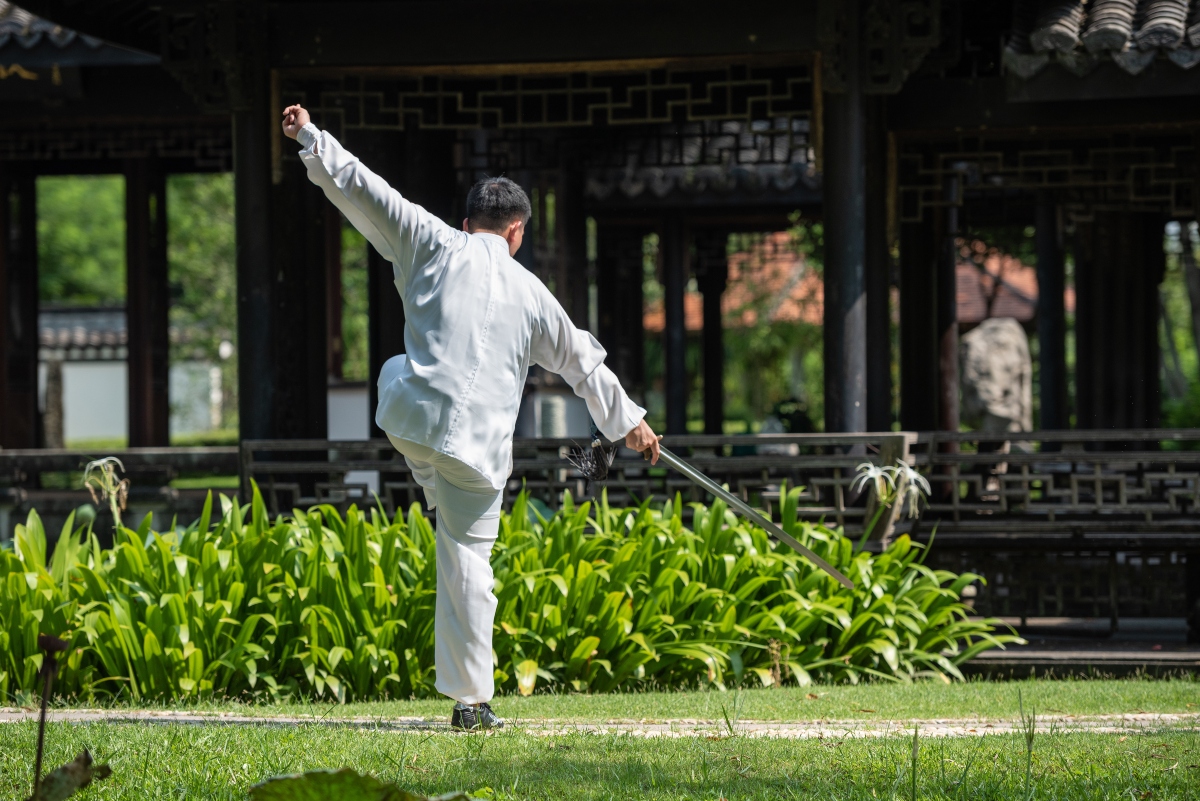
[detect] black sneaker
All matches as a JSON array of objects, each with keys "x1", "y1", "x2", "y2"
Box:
[{"x1": 450, "y1": 702, "x2": 504, "y2": 731}]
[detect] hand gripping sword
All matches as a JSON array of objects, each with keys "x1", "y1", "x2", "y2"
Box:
[{"x1": 653, "y1": 446, "x2": 855, "y2": 589}]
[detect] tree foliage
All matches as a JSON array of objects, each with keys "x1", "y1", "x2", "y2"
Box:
[{"x1": 37, "y1": 176, "x2": 125, "y2": 305}]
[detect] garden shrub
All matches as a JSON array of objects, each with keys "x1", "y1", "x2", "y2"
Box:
[{"x1": 0, "y1": 486, "x2": 1018, "y2": 702}]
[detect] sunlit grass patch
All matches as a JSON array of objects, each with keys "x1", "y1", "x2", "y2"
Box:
[{"x1": 1, "y1": 720, "x2": 1196, "y2": 800}]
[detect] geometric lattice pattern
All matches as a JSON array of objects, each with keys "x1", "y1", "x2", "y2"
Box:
[
  {"x1": 240, "y1": 431, "x2": 1200, "y2": 537},
  {"x1": 909, "y1": 430, "x2": 1200, "y2": 530},
  {"x1": 0, "y1": 123, "x2": 232, "y2": 169},
  {"x1": 897, "y1": 131, "x2": 1197, "y2": 220},
  {"x1": 288, "y1": 62, "x2": 813, "y2": 131},
  {"x1": 239, "y1": 434, "x2": 906, "y2": 527}
]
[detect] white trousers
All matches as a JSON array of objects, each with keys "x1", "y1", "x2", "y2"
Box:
[{"x1": 387, "y1": 433, "x2": 502, "y2": 705}]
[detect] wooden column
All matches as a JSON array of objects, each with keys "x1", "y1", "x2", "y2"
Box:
[
  {"x1": 233, "y1": 47, "x2": 276, "y2": 442},
  {"x1": 0, "y1": 169, "x2": 39, "y2": 449},
  {"x1": 1075, "y1": 211, "x2": 1163, "y2": 431},
  {"x1": 596, "y1": 224, "x2": 647, "y2": 402},
  {"x1": 125, "y1": 158, "x2": 170, "y2": 447},
  {"x1": 899, "y1": 217, "x2": 938, "y2": 431},
  {"x1": 558, "y1": 154, "x2": 591, "y2": 329},
  {"x1": 235, "y1": 51, "x2": 327, "y2": 442},
  {"x1": 662, "y1": 215, "x2": 688, "y2": 435},
  {"x1": 325, "y1": 203, "x2": 344, "y2": 381},
  {"x1": 1188, "y1": 550, "x2": 1200, "y2": 644},
  {"x1": 1035, "y1": 192, "x2": 1068, "y2": 430},
  {"x1": 864, "y1": 96, "x2": 892, "y2": 432},
  {"x1": 937, "y1": 176, "x2": 960, "y2": 434},
  {"x1": 696, "y1": 230, "x2": 728, "y2": 436},
  {"x1": 822, "y1": 8, "x2": 868, "y2": 433},
  {"x1": 367, "y1": 243, "x2": 405, "y2": 438},
  {"x1": 271, "y1": 159, "x2": 329, "y2": 438}
]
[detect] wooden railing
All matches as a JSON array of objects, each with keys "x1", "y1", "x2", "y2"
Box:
[
  {"x1": 239, "y1": 430, "x2": 1200, "y2": 544},
  {"x1": 4, "y1": 430, "x2": 1200, "y2": 547},
  {"x1": 0, "y1": 447, "x2": 239, "y2": 540},
  {"x1": 908, "y1": 429, "x2": 1200, "y2": 543},
  {"x1": 238, "y1": 433, "x2": 913, "y2": 526}
]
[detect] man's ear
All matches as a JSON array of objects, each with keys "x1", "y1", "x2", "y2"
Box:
[{"x1": 462, "y1": 218, "x2": 471, "y2": 232}]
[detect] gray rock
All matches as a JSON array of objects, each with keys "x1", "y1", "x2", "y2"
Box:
[{"x1": 960, "y1": 318, "x2": 1033, "y2": 433}]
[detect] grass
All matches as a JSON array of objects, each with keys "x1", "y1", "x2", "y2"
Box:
[
  {"x1": 2, "y1": 720, "x2": 1197, "y2": 800},
  {"x1": 41, "y1": 678, "x2": 1200, "y2": 723},
  {"x1": 169, "y1": 475, "x2": 240, "y2": 489}
]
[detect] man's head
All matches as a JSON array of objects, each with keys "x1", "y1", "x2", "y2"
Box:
[{"x1": 463, "y1": 176, "x2": 531, "y2": 256}]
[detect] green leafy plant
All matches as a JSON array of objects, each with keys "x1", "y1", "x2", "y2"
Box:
[
  {"x1": 0, "y1": 485, "x2": 1019, "y2": 702},
  {"x1": 250, "y1": 768, "x2": 468, "y2": 801}
]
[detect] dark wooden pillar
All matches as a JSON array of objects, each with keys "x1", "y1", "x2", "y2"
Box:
[
  {"x1": 326, "y1": 204, "x2": 344, "y2": 381},
  {"x1": 367, "y1": 243, "x2": 405, "y2": 437},
  {"x1": 662, "y1": 215, "x2": 688, "y2": 435},
  {"x1": 899, "y1": 217, "x2": 938, "y2": 431},
  {"x1": 0, "y1": 169, "x2": 39, "y2": 449},
  {"x1": 1035, "y1": 192, "x2": 1068, "y2": 430},
  {"x1": 272, "y1": 160, "x2": 330, "y2": 439},
  {"x1": 233, "y1": 46, "x2": 276, "y2": 442},
  {"x1": 823, "y1": 25, "x2": 868, "y2": 434},
  {"x1": 235, "y1": 50, "x2": 327, "y2": 442},
  {"x1": 559, "y1": 154, "x2": 590, "y2": 328},
  {"x1": 696, "y1": 230, "x2": 728, "y2": 435},
  {"x1": 937, "y1": 176, "x2": 960, "y2": 434},
  {"x1": 1188, "y1": 550, "x2": 1200, "y2": 644},
  {"x1": 864, "y1": 96, "x2": 892, "y2": 432},
  {"x1": 596, "y1": 224, "x2": 647, "y2": 403},
  {"x1": 1075, "y1": 211, "x2": 1163, "y2": 430},
  {"x1": 125, "y1": 158, "x2": 170, "y2": 447}
]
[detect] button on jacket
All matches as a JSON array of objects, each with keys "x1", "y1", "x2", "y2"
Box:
[{"x1": 297, "y1": 123, "x2": 646, "y2": 489}]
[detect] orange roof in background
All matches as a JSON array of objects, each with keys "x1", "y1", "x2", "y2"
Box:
[
  {"x1": 645, "y1": 232, "x2": 821, "y2": 333},
  {"x1": 956, "y1": 241, "x2": 1075, "y2": 329},
  {"x1": 644, "y1": 234, "x2": 1073, "y2": 333}
]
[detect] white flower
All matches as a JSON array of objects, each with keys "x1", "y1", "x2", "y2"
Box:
[
  {"x1": 851, "y1": 462, "x2": 896, "y2": 498},
  {"x1": 894, "y1": 462, "x2": 931, "y2": 518}
]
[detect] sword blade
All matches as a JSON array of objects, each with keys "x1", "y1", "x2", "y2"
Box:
[{"x1": 656, "y1": 447, "x2": 855, "y2": 589}]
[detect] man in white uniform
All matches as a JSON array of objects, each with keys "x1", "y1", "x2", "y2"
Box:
[{"x1": 282, "y1": 104, "x2": 661, "y2": 730}]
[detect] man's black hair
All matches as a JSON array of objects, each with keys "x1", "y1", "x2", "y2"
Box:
[{"x1": 465, "y1": 176, "x2": 532, "y2": 232}]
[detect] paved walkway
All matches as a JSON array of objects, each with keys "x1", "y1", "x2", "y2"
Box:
[{"x1": 2, "y1": 708, "x2": 1197, "y2": 739}]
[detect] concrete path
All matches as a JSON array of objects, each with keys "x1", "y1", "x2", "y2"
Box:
[{"x1": 1, "y1": 708, "x2": 1197, "y2": 739}]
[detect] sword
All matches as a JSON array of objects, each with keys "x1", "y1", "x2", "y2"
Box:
[{"x1": 653, "y1": 446, "x2": 855, "y2": 590}]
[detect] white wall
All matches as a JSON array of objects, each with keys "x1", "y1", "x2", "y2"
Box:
[
  {"x1": 170, "y1": 362, "x2": 218, "y2": 436},
  {"x1": 328, "y1": 385, "x2": 371, "y2": 440},
  {"x1": 328, "y1": 384, "x2": 376, "y2": 495},
  {"x1": 62, "y1": 362, "x2": 127, "y2": 443}
]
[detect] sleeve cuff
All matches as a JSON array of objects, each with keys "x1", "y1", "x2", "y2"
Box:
[{"x1": 296, "y1": 122, "x2": 320, "y2": 151}]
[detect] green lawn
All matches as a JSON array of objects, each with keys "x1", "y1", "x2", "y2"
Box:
[
  {"x1": 71, "y1": 678, "x2": 1200, "y2": 723},
  {"x1": 3, "y1": 720, "x2": 1197, "y2": 800}
]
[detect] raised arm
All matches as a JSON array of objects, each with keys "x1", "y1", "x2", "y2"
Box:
[
  {"x1": 281, "y1": 104, "x2": 459, "y2": 293},
  {"x1": 529, "y1": 287, "x2": 661, "y2": 463}
]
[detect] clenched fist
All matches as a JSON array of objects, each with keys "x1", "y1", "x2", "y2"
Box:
[
  {"x1": 624, "y1": 418, "x2": 662, "y2": 465},
  {"x1": 281, "y1": 104, "x2": 311, "y2": 140}
]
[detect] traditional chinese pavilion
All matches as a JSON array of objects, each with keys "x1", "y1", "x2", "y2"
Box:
[{"x1": 3, "y1": 1, "x2": 1199, "y2": 647}]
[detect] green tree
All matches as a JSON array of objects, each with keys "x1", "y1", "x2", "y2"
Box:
[
  {"x1": 341, "y1": 223, "x2": 370, "y2": 382},
  {"x1": 167, "y1": 173, "x2": 238, "y2": 433},
  {"x1": 37, "y1": 175, "x2": 125, "y2": 304}
]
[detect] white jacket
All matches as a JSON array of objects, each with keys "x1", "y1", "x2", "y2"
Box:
[{"x1": 297, "y1": 124, "x2": 645, "y2": 489}]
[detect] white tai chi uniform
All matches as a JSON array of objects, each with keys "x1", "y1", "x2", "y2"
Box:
[{"x1": 296, "y1": 123, "x2": 645, "y2": 704}]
